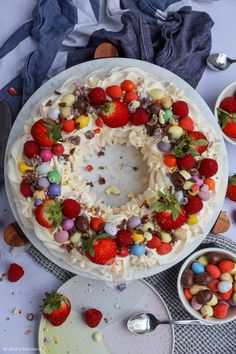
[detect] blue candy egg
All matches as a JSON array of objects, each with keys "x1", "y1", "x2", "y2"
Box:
[
  {"x1": 104, "y1": 222, "x2": 118, "y2": 237},
  {"x1": 48, "y1": 107, "x2": 60, "y2": 121},
  {"x1": 131, "y1": 244, "x2": 145, "y2": 257},
  {"x1": 34, "y1": 199, "x2": 43, "y2": 206},
  {"x1": 192, "y1": 262, "x2": 205, "y2": 275},
  {"x1": 48, "y1": 183, "x2": 61, "y2": 197},
  {"x1": 218, "y1": 281, "x2": 232, "y2": 293}
]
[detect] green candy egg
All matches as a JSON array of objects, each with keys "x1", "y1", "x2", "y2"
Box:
[
  {"x1": 149, "y1": 88, "x2": 165, "y2": 100},
  {"x1": 168, "y1": 125, "x2": 184, "y2": 139},
  {"x1": 47, "y1": 170, "x2": 61, "y2": 184},
  {"x1": 61, "y1": 93, "x2": 75, "y2": 107},
  {"x1": 163, "y1": 109, "x2": 173, "y2": 122}
]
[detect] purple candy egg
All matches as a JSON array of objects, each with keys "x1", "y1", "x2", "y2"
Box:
[
  {"x1": 61, "y1": 218, "x2": 74, "y2": 231},
  {"x1": 48, "y1": 183, "x2": 61, "y2": 197},
  {"x1": 40, "y1": 149, "x2": 53, "y2": 162},
  {"x1": 34, "y1": 199, "x2": 43, "y2": 206},
  {"x1": 157, "y1": 141, "x2": 172, "y2": 153},
  {"x1": 54, "y1": 230, "x2": 69, "y2": 243},
  {"x1": 127, "y1": 216, "x2": 141, "y2": 230},
  {"x1": 191, "y1": 296, "x2": 202, "y2": 311},
  {"x1": 198, "y1": 191, "x2": 210, "y2": 201},
  {"x1": 192, "y1": 175, "x2": 204, "y2": 186},
  {"x1": 38, "y1": 177, "x2": 50, "y2": 189}
]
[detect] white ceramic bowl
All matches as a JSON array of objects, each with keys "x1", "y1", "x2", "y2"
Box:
[
  {"x1": 177, "y1": 247, "x2": 236, "y2": 324},
  {"x1": 214, "y1": 81, "x2": 236, "y2": 146}
]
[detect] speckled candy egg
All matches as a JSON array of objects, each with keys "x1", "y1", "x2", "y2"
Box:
[
  {"x1": 37, "y1": 162, "x2": 51, "y2": 175},
  {"x1": 131, "y1": 244, "x2": 145, "y2": 256},
  {"x1": 48, "y1": 170, "x2": 61, "y2": 184},
  {"x1": 40, "y1": 149, "x2": 53, "y2": 162},
  {"x1": 48, "y1": 183, "x2": 61, "y2": 197},
  {"x1": 192, "y1": 261, "x2": 205, "y2": 275},
  {"x1": 127, "y1": 216, "x2": 141, "y2": 230},
  {"x1": 157, "y1": 141, "x2": 172, "y2": 153},
  {"x1": 34, "y1": 199, "x2": 43, "y2": 206},
  {"x1": 61, "y1": 218, "x2": 74, "y2": 231},
  {"x1": 37, "y1": 177, "x2": 50, "y2": 189},
  {"x1": 54, "y1": 230, "x2": 69, "y2": 243},
  {"x1": 104, "y1": 222, "x2": 118, "y2": 237},
  {"x1": 48, "y1": 107, "x2": 60, "y2": 120},
  {"x1": 217, "y1": 280, "x2": 232, "y2": 293}
]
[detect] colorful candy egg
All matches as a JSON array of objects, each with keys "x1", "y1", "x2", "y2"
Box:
[
  {"x1": 61, "y1": 218, "x2": 74, "y2": 231},
  {"x1": 131, "y1": 244, "x2": 145, "y2": 256},
  {"x1": 191, "y1": 296, "x2": 202, "y2": 311},
  {"x1": 40, "y1": 149, "x2": 53, "y2": 162},
  {"x1": 192, "y1": 262, "x2": 205, "y2": 275},
  {"x1": 37, "y1": 177, "x2": 50, "y2": 189},
  {"x1": 18, "y1": 161, "x2": 35, "y2": 174},
  {"x1": 201, "y1": 305, "x2": 213, "y2": 318},
  {"x1": 48, "y1": 183, "x2": 61, "y2": 197},
  {"x1": 48, "y1": 170, "x2": 61, "y2": 184},
  {"x1": 48, "y1": 107, "x2": 60, "y2": 120},
  {"x1": 61, "y1": 93, "x2": 75, "y2": 106},
  {"x1": 127, "y1": 216, "x2": 141, "y2": 230},
  {"x1": 104, "y1": 222, "x2": 118, "y2": 237},
  {"x1": 217, "y1": 280, "x2": 232, "y2": 293},
  {"x1": 34, "y1": 199, "x2": 43, "y2": 206},
  {"x1": 54, "y1": 230, "x2": 69, "y2": 243},
  {"x1": 37, "y1": 162, "x2": 51, "y2": 175}
]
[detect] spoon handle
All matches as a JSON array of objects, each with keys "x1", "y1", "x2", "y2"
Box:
[{"x1": 160, "y1": 319, "x2": 209, "y2": 326}]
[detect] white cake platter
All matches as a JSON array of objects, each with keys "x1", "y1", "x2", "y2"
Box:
[{"x1": 5, "y1": 58, "x2": 228, "y2": 280}]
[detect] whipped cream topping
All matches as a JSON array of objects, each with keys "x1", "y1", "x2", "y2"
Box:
[{"x1": 7, "y1": 67, "x2": 224, "y2": 281}]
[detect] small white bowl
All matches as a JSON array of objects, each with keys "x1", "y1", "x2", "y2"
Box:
[
  {"x1": 214, "y1": 81, "x2": 236, "y2": 146},
  {"x1": 177, "y1": 247, "x2": 236, "y2": 324}
]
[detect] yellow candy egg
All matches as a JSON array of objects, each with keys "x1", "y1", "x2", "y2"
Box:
[
  {"x1": 18, "y1": 161, "x2": 35, "y2": 174},
  {"x1": 197, "y1": 255, "x2": 208, "y2": 267},
  {"x1": 33, "y1": 190, "x2": 45, "y2": 200},
  {"x1": 161, "y1": 96, "x2": 172, "y2": 109},
  {"x1": 149, "y1": 88, "x2": 165, "y2": 100},
  {"x1": 61, "y1": 93, "x2": 75, "y2": 107},
  {"x1": 168, "y1": 126, "x2": 184, "y2": 139},
  {"x1": 187, "y1": 214, "x2": 198, "y2": 226},
  {"x1": 206, "y1": 294, "x2": 218, "y2": 307},
  {"x1": 75, "y1": 115, "x2": 90, "y2": 129},
  {"x1": 132, "y1": 230, "x2": 145, "y2": 243},
  {"x1": 201, "y1": 305, "x2": 213, "y2": 318}
]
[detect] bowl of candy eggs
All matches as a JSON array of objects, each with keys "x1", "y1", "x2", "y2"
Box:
[
  {"x1": 214, "y1": 81, "x2": 236, "y2": 146},
  {"x1": 177, "y1": 247, "x2": 236, "y2": 324}
]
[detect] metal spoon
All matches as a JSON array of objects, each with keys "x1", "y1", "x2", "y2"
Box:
[
  {"x1": 127, "y1": 313, "x2": 208, "y2": 334},
  {"x1": 206, "y1": 53, "x2": 236, "y2": 71}
]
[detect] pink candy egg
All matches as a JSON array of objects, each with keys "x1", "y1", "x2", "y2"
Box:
[
  {"x1": 54, "y1": 230, "x2": 69, "y2": 243},
  {"x1": 192, "y1": 175, "x2": 204, "y2": 186},
  {"x1": 198, "y1": 191, "x2": 210, "y2": 201},
  {"x1": 191, "y1": 296, "x2": 202, "y2": 311},
  {"x1": 40, "y1": 149, "x2": 53, "y2": 162},
  {"x1": 61, "y1": 218, "x2": 74, "y2": 231}
]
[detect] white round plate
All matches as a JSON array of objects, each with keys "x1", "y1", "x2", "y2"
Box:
[
  {"x1": 38, "y1": 277, "x2": 174, "y2": 354},
  {"x1": 5, "y1": 58, "x2": 228, "y2": 279}
]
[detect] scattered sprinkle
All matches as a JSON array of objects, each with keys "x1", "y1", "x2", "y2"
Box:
[
  {"x1": 26, "y1": 313, "x2": 34, "y2": 321},
  {"x1": 132, "y1": 167, "x2": 138, "y2": 171},
  {"x1": 98, "y1": 176, "x2": 106, "y2": 185},
  {"x1": 104, "y1": 318, "x2": 109, "y2": 323},
  {"x1": 53, "y1": 337, "x2": 59, "y2": 344},
  {"x1": 43, "y1": 337, "x2": 51, "y2": 344},
  {"x1": 12, "y1": 307, "x2": 21, "y2": 315},
  {"x1": 117, "y1": 283, "x2": 127, "y2": 292},
  {"x1": 24, "y1": 329, "x2": 31, "y2": 336},
  {"x1": 8, "y1": 87, "x2": 18, "y2": 96},
  {"x1": 86, "y1": 165, "x2": 94, "y2": 172}
]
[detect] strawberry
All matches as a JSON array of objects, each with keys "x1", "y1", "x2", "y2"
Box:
[
  {"x1": 23, "y1": 140, "x2": 40, "y2": 159},
  {"x1": 84, "y1": 308, "x2": 102, "y2": 328},
  {"x1": 100, "y1": 101, "x2": 129, "y2": 128},
  {"x1": 62, "y1": 199, "x2": 81, "y2": 219},
  {"x1": 226, "y1": 175, "x2": 236, "y2": 201},
  {"x1": 219, "y1": 97, "x2": 236, "y2": 113},
  {"x1": 90, "y1": 217, "x2": 105, "y2": 232},
  {"x1": 129, "y1": 107, "x2": 150, "y2": 126},
  {"x1": 42, "y1": 291, "x2": 71, "y2": 326},
  {"x1": 188, "y1": 131, "x2": 208, "y2": 154},
  {"x1": 8, "y1": 263, "x2": 24, "y2": 282},
  {"x1": 52, "y1": 143, "x2": 65, "y2": 156},
  {"x1": 117, "y1": 246, "x2": 129, "y2": 257},
  {"x1": 61, "y1": 119, "x2": 75, "y2": 133},
  {"x1": 20, "y1": 181, "x2": 33, "y2": 198},
  {"x1": 198, "y1": 158, "x2": 218, "y2": 178},
  {"x1": 95, "y1": 117, "x2": 104, "y2": 127},
  {"x1": 177, "y1": 154, "x2": 195, "y2": 170},
  {"x1": 121, "y1": 80, "x2": 135, "y2": 92},
  {"x1": 153, "y1": 191, "x2": 187, "y2": 230},
  {"x1": 184, "y1": 195, "x2": 203, "y2": 214},
  {"x1": 123, "y1": 91, "x2": 138, "y2": 104},
  {"x1": 222, "y1": 121, "x2": 236, "y2": 138},
  {"x1": 31, "y1": 119, "x2": 62, "y2": 147},
  {"x1": 89, "y1": 87, "x2": 106, "y2": 106},
  {"x1": 116, "y1": 230, "x2": 133, "y2": 246},
  {"x1": 172, "y1": 101, "x2": 189, "y2": 118},
  {"x1": 179, "y1": 116, "x2": 194, "y2": 132},
  {"x1": 85, "y1": 236, "x2": 117, "y2": 265},
  {"x1": 106, "y1": 85, "x2": 122, "y2": 99},
  {"x1": 35, "y1": 200, "x2": 62, "y2": 228},
  {"x1": 146, "y1": 236, "x2": 161, "y2": 249}
]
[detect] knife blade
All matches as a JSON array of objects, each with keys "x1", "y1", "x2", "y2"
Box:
[{"x1": 0, "y1": 100, "x2": 11, "y2": 181}]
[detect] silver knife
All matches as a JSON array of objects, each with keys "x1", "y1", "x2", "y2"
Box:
[{"x1": 0, "y1": 101, "x2": 11, "y2": 182}]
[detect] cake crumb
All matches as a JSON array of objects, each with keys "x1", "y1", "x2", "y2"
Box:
[
  {"x1": 106, "y1": 186, "x2": 120, "y2": 195},
  {"x1": 12, "y1": 307, "x2": 21, "y2": 315},
  {"x1": 92, "y1": 332, "x2": 102, "y2": 342}
]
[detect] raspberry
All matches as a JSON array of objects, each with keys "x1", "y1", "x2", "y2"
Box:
[
  {"x1": 89, "y1": 87, "x2": 106, "y2": 106},
  {"x1": 84, "y1": 308, "x2": 102, "y2": 328},
  {"x1": 129, "y1": 108, "x2": 150, "y2": 126},
  {"x1": 177, "y1": 154, "x2": 195, "y2": 170},
  {"x1": 172, "y1": 101, "x2": 189, "y2": 118},
  {"x1": 146, "y1": 236, "x2": 161, "y2": 249},
  {"x1": 198, "y1": 158, "x2": 218, "y2": 178},
  {"x1": 123, "y1": 91, "x2": 138, "y2": 104},
  {"x1": 117, "y1": 246, "x2": 129, "y2": 257},
  {"x1": 8, "y1": 263, "x2": 24, "y2": 282},
  {"x1": 219, "y1": 96, "x2": 236, "y2": 113},
  {"x1": 20, "y1": 182, "x2": 33, "y2": 198},
  {"x1": 184, "y1": 195, "x2": 203, "y2": 214},
  {"x1": 116, "y1": 230, "x2": 133, "y2": 247},
  {"x1": 23, "y1": 140, "x2": 40, "y2": 159},
  {"x1": 62, "y1": 199, "x2": 81, "y2": 218},
  {"x1": 51, "y1": 143, "x2": 64, "y2": 156}
]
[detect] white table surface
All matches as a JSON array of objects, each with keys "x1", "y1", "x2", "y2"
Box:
[{"x1": 0, "y1": 1, "x2": 236, "y2": 352}]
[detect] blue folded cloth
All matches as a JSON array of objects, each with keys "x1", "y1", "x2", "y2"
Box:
[{"x1": 0, "y1": 0, "x2": 214, "y2": 182}]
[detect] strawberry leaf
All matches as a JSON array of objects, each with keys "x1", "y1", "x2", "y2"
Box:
[{"x1": 191, "y1": 139, "x2": 208, "y2": 146}]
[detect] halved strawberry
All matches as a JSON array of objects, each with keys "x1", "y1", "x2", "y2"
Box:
[
  {"x1": 226, "y1": 175, "x2": 236, "y2": 201},
  {"x1": 153, "y1": 191, "x2": 187, "y2": 229},
  {"x1": 173, "y1": 131, "x2": 208, "y2": 157},
  {"x1": 31, "y1": 119, "x2": 62, "y2": 147},
  {"x1": 42, "y1": 291, "x2": 71, "y2": 326},
  {"x1": 100, "y1": 101, "x2": 129, "y2": 128},
  {"x1": 188, "y1": 131, "x2": 209, "y2": 155},
  {"x1": 35, "y1": 200, "x2": 62, "y2": 228},
  {"x1": 84, "y1": 235, "x2": 117, "y2": 265}
]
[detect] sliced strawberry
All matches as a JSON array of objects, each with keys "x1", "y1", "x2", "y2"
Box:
[
  {"x1": 85, "y1": 236, "x2": 117, "y2": 265},
  {"x1": 153, "y1": 191, "x2": 187, "y2": 229},
  {"x1": 226, "y1": 175, "x2": 236, "y2": 201},
  {"x1": 188, "y1": 131, "x2": 208, "y2": 155},
  {"x1": 90, "y1": 217, "x2": 105, "y2": 232},
  {"x1": 23, "y1": 140, "x2": 40, "y2": 159},
  {"x1": 42, "y1": 291, "x2": 71, "y2": 326},
  {"x1": 31, "y1": 119, "x2": 62, "y2": 147},
  {"x1": 198, "y1": 158, "x2": 218, "y2": 178},
  {"x1": 106, "y1": 85, "x2": 122, "y2": 99},
  {"x1": 172, "y1": 101, "x2": 189, "y2": 118},
  {"x1": 35, "y1": 200, "x2": 62, "y2": 228},
  {"x1": 116, "y1": 230, "x2": 133, "y2": 246},
  {"x1": 222, "y1": 121, "x2": 236, "y2": 138},
  {"x1": 84, "y1": 308, "x2": 102, "y2": 328},
  {"x1": 179, "y1": 116, "x2": 194, "y2": 132},
  {"x1": 146, "y1": 236, "x2": 161, "y2": 249},
  {"x1": 219, "y1": 97, "x2": 236, "y2": 113},
  {"x1": 100, "y1": 101, "x2": 129, "y2": 128}
]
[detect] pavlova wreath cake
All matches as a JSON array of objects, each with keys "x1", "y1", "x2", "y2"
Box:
[{"x1": 8, "y1": 67, "x2": 223, "y2": 281}]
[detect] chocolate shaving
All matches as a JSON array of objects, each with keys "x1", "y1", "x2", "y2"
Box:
[
  {"x1": 69, "y1": 136, "x2": 80, "y2": 145},
  {"x1": 86, "y1": 182, "x2": 94, "y2": 187},
  {"x1": 98, "y1": 166, "x2": 104, "y2": 170},
  {"x1": 98, "y1": 151, "x2": 105, "y2": 157},
  {"x1": 59, "y1": 102, "x2": 66, "y2": 107},
  {"x1": 98, "y1": 177, "x2": 106, "y2": 185},
  {"x1": 54, "y1": 90, "x2": 61, "y2": 95},
  {"x1": 132, "y1": 167, "x2": 138, "y2": 171},
  {"x1": 63, "y1": 154, "x2": 70, "y2": 161},
  {"x1": 45, "y1": 99, "x2": 52, "y2": 107},
  {"x1": 70, "y1": 148, "x2": 75, "y2": 155},
  {"x1": 85, "y1": 130, "x2": 94, "y2": 140}
]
